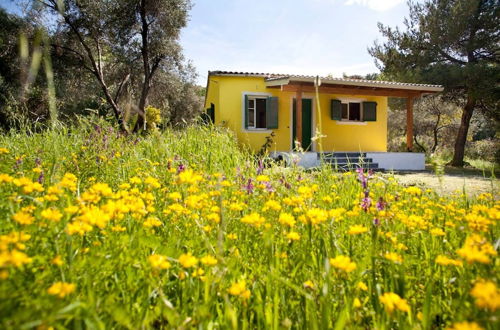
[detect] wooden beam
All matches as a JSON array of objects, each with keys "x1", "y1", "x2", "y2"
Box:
[
  {"x1": 406, "y1": 96, "x2": 414, "y2": 151},
  {"x1": 279, "y1": 84, "x2": 423, "y2": 98},
  {"x1": 296, "y1": 86, "x2": 303, "y2": 147}
]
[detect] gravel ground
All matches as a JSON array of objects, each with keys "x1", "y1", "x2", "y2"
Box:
[{"x1": 388, "y1": 166, "x2": 499, "y2": 197}]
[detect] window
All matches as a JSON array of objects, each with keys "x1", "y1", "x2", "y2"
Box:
[
  {"x1": 244, "y1": 95, "x2": 279, "y2": 129},
  {"x1": 331, "y1": 100, "x2": 377, "y2": 122},
  {"x1": 247, "y1": 96, "x2": 267, "y2": 129},
  {"x1": 341, "y1": 102, "x2": 361, "y2": 121}
]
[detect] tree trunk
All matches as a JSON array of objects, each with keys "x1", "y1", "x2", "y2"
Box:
[
  {"x1": 431, "y1": 113, "x2": 441, "y2": 153},
  {"x1": 133, "y1": 0, "x2": 150, "y2": 133},
  {"x1": 450, "y1": 94, "x2": 476, "y2": 167}
]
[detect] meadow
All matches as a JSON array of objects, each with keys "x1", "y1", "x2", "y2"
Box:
[{"x1": 0, "y1": 120, "x2": 498, "y2": 329}]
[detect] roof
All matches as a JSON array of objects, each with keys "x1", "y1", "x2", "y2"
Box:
[{"x1": 208, "y1": 70, "x2": 444, "y2": 93}]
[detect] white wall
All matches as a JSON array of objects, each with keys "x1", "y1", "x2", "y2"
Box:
[{"x1": 366, "y1": 152, "x2": 425, "y2": 171}]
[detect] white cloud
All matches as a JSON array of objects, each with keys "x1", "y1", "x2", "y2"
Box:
[{"x1": 344, "y1": 0, "x2": 404, "y2": 12}]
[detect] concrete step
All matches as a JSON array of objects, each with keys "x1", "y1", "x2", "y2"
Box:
[
  {"x1": 328, "y1": 162, "x2": 381, "y2": 171},
  {"x1": 318, "y1": 152, "x2": 366, "y2": 159},
  {"x1": 323, "y1": 157, "x2": 374, "y2": 164}
]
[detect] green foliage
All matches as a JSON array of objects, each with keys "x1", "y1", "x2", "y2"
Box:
[{"x1": 370, "y1": 0, "x2": 500, "y2": 166}]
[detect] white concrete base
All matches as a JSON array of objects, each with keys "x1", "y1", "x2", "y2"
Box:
[
  {"x1": 270, "y1": 152, "x2": 426, "y2": 171},
  {"x1": 366, "y1": 152, "x2": 425, "y2": 171},
  {"x1": 270, "y1": 152, "x2": 319, "y2": 168}
]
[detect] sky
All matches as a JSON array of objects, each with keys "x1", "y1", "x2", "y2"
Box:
[
  {"x1": 1, "y1": 0, "x2": 415, "y2": 85},
  {"x1": 181, "y1": 0, "x2": 413, "y2": 84}
]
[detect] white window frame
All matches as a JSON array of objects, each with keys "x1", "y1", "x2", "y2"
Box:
[
  {"x1": 336, "y1": 98, "x2": 367, "y2": 125},
  {"x1": 242, "y1": 92, "x2": 272, "y2": 132}
]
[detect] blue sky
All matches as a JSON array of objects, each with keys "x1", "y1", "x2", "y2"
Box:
[
  {"x1": 1, "y1": 0, "x2": 414, "y2": 85},
  {"x1": 181, "y1": 0, "x2": 413, "y2": 84}
]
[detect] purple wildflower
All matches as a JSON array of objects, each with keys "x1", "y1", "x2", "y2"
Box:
[
  {"x1": 376, "y1": 197, "x2": 386, "y2": 211},
  {"x1": 257, "y1": 160, "x2": 264, "y2": 175},
  {"x1": 373, "y1": 218, "x2": 380, "y2": 226},
  {"x1": 265, "y1": 181, "x2": 275, "y2": 193},
  {"x1": 177, "y1": 163, "x2": 185, "y2": 173},
  {"x1": 37, "y1": 172, "x2": 44, "y2": 184},
  {"x1": 245, "y1": 178, "x2": 254, "y2": 194},
  {"x1": 361, "y1": 195, "x2": 371, "y2": 212}
]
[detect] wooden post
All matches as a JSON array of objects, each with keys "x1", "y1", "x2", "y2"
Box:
[
  {"x1": 296, "y1": 86, "x2": 303, "y2": 146},
  {"x1": 406, "y1": 96, "x2": 414, "y2": 151}
]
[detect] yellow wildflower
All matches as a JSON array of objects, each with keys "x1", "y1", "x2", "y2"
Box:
[
  {"x1": 470, "y1": 280, "x2": 500, "y2": 311},
  {"x1": 52, "y1": 255, "x2": 64, "y2": 266},
  {"x1": 41, "y1": 208, "x2": 63, "y2": 222},
  {"x1": 262, "y1": 199, "x2": 281, "y2": 212},
  {"x1": 178, "y1": 253, "x2": 198, "y2": 268},
  {"x1": 357, "y1": 281, "x2": 368, "y2": 291},
  {"x1": 435, "y1": 255, "x2": 463, "y2": 267},
  {"x1": 278, "y1": 212, "x2": 296, "y2": 227},
  {"x1": 303, "y1": 280, "x2": 315, "y2": 289},
  {"x1": 348, "y1": 225, "x2": 368, "y2": 235},
  {"x1": 0, "y1": 173, "x2": 13, "y2": 183},
  {"x1": 228, "y1": 280, "x2": 251, "y2": 299},
  {"x1": 178, "y1": 169, "x2": 203, "y2": 185},
  {"x1": 430, "y1": 228, "x2": 446, "y2": 236},
  {"x1": 200, "y1": 255, "x2": 218, "y2": 266},
  {"x1": 329, "y1": 255, "x2": 356, "y2": 273},
  {"x1": 12, "y1": 211, "x2": 34, "y2": 225},
  {"x1": 286, "y1": 231, "x2": 301, "y2": 241},
  {"x1": 305, "y1": 208, "x2": 328, "y2": 225},
  {"x1": 168, "y1": 192, "x2": 182, "y2": 200},
  {"x1": 47, "y1": 282, "x2": 76, "y2": 298},
  {"x1": 148, "y1": 254, "x2": 171, "y2": 270},
  {"x1": 143, "y1": 216, "x2": 162, "y2": 228},
  {"x1": 379, "y1": 292, "x2": 410, "y2": 314},
  {"x1": 457, "y1": 234, "x2": 497, "y2": 264},
  {"x1": 447, "y1": 321, "x2": 484, "y2": 330},
  {"x1": 256, "y1": 175, "x2": 269, "y2": 182},
  {"x1": 241, "y1": 213, "x2": 266, "y2": 228},
  {"x1": 384, "y1": 252, "x2": 403, "y2": 264}
]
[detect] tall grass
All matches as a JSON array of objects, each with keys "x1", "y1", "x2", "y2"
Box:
[{"x1": 0, "y1": 122, "x2": 498, "y2": 329}]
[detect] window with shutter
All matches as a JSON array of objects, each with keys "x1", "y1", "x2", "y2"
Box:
[
  {"x1": 331, "y1": 99, "x2": 342, "y2": 120},
  {"x1": 266, "y1": 97, "x2": 279, "y2": 129},
  {"x1": 244, "y1": 95, "x2": 278, "y2": 130},
  {"x1": 362, "y1": 102, "x2": 377, "y2": 121}
]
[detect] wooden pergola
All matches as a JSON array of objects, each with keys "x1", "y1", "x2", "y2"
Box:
[{"x1": 266, "y1": 77, "x2": 443, "y2": 151}]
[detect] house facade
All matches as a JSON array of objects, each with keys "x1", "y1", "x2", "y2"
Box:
[{"x1": 204, "y1": 71, "x2": 443, "y2": 170}]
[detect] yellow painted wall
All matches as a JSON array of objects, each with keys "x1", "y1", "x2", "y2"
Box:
[{"x1": 205, "y1": 75, "x2": 387, "y2": 153}]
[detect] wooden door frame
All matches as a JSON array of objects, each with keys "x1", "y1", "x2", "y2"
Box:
[{"x1": 290, "y1": 95, "x2": 315, "y2": 152}]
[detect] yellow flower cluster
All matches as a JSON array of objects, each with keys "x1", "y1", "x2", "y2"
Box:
[
  {"x1": 348, "y1": 224, "x2": 368, "y2": 235},
  {"x1": 178, "y1": 253, "x2": 198, "y2": 268},
  {"x1": 379, "y1": 292, "x2": 410, "y2": 314},
  {"x1": 0, "y1": 231, "x2": 32, "y2": 271},
  {"x1": 456, "y1": 234, "x2": 497, "y2": 264},
  {"x1": 447, "y1": 321, "x2": 483, "y2": 330},
  {"x1": 241, "y1": 213, "x2": 266, "y2": 228},
  {"x1": 435, "y1": 255, "x2": 463, "y2": 267},
  {"x1": 329, "y1": 255, "x2": 356, "y2": 273},
  {"x1": 470, "y1": 280, "x2": 500, "y2": 311},
  {"x1": 148, "y1": 254, "x2": 171, "y2": 270},
  {"x1": 228, "y1": 280, "x2": 251, "y2": 299},
  {"x1": 47, "y1": 282, "x2": 76, "y2": 298}
]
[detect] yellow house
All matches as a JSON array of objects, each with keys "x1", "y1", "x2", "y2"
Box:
[{"x1": 204, "y1": 71, "x2": 443, "y2": 170}]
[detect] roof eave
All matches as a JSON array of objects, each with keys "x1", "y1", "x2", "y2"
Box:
[{"x1": 265, "y1": 76, "x2": 444, "y2": 93}]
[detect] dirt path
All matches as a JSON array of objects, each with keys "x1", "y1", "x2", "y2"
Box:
[{"x1": 389, "y1": 166, "x2": 499, "y2": 197}]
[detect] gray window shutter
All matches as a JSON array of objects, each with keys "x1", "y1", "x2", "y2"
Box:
[
  {"x1": 244, "y1": 95, "x2": 249, "y2": 128},
  {"x1": 266, "y1": 96, "x2": 279, "y2": 129},
  {"x1": 330, "y1": 99, "x2": 342, "y2": 120},
  {"x1": 362, "y1": 102, "x2": 377, "y2": 121}
]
